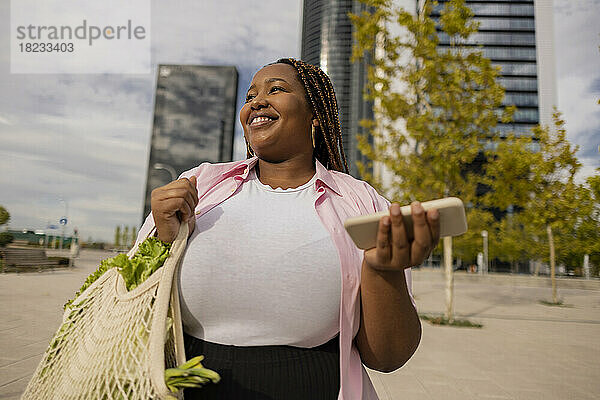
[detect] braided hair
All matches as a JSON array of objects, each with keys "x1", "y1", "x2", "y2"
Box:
[{"x1": 245, "y1": 58, "x2": 349, "y2": 174}]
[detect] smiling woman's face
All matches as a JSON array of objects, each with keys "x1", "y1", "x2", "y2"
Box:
[{"x1": 240, "y1": 63, "x2": 315, "y2": 162}]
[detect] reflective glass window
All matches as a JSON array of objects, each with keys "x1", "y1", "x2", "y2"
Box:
[
  {"x1": 468, "y1": 3, "x2": 534, "y2": 16},
  {"x1": 493, "y1": 62, "x2": 537, "y2": 76},
  {"x1": 438, "y1": 32, "x2": 535, "y2": 46},
  {"x1": 498, "y1": 76, "x2": 538, "y2": 91},
  {"x1": 433, "y1": 2, "x2": 534, "y2": 16},
  {"x1": 483, "y1": 47, "x2": 537, "y2": 61},
  {"x1": 474, "y1": 17, "x2": 535, "y2": 31},
  {"x1": 511, "y1": 108, "x2": 539, "y2": 123},
  {"x1": 503, "y1": 92, "x2": 538, "y2": 107},
  {"x1": 439, "y1": 46, "x2": 537, "y2": 61},
  {"x1": 493, "y1": 124, "x2": 537, "y2": 136}
]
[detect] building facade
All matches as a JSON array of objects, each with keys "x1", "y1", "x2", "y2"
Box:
[
  {"x1": 301, "y1": 0, "x2": 374, "y2": 177},
  {"x1": 434, "y1": 0, "x2": 557, "y2": 136},
  {"x1": 142, "y1": 65, "x2": 238, "y2": 220},
  {"x1": 301, "y1": 0, "x2": 556, "y2": 176}
]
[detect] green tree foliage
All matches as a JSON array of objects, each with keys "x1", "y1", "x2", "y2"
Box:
[
  {"x1": 484, "y1": 110, "x2": 597, "y2": 290},
  {"x1": 131, "y1": 226, "x2": 138, "y2": 247},
  {"x1": 582, "y1": 170, "x2": 600, "y2": 274},
  {"x1": 453, "y1": 208, "x2": 495, "y2": 263},
  {"x1": 114, "y1": 225, "x2": 121, "y2": 248},
  {"x1": 0, "y1": 205, "x2": 9, "y2": 226},
  {"x1": 351, "y1": 0, "x2": 515, "y2": 322},
  {"x1": 555, "y1": 181, "x2": 600, "y2": 275},
  {"x1": 123, "y1": 226, "x2": 130, "y2": 249},
  {"x1": 350, "y1": 0, "x2": 597, "y2": 285},
  {"x1": 351, "y1": 0, "x2": 512, "y2": 259},
  {"x1": 0, "y1": 205, "x2": 13, "y2": 247}
]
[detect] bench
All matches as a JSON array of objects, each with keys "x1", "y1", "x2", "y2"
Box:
[{"x1": 0, "y1": 247, "x2": 61, "y2": 272}]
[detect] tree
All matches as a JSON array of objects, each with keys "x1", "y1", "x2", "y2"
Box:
[
  {"x1": 0, "y1": 205, "x2": 13, "y2": 247},
  {"x1": 131, "y1": 226, "x2": 138, "y2": 248},
  {"x1": 484, "y1": 111, "x2": 585, "y2": 301},
  {"x1": 554, "y1": 180, "x2": 600, "y2": 276},
  {"x1": 453, "y1": 208, "x2": 496, "y2": 266},
  {"x1": 114, "y1": 226, "x2": 121, "y2": 249},
  {"x1": 123, "y1": 226, "x2": 129, "y2": 250},
  {"x1": 527, "y1": 112, "x2": 582, "y2": 303},
  {"x1": 583, "y1": 170, "x2": 600, "y2": 275},
  {"x1": 480, "y1": 132, "x2": 540, "y2": 270},
  {"x1": 351, "y1": 0, "x2": 513, "y2": 322},
  {"x1": 0, "y1": 205, "x2": 9, "y2": 226}
]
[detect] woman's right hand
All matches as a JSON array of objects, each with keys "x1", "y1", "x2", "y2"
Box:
[{"x1": 151, "y1": 176, "x2": 198, "y2": 243}]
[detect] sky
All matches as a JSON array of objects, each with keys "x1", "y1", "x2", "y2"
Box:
[{"x1": 0, "y1": 0, "x2": 598, "y2": 243}]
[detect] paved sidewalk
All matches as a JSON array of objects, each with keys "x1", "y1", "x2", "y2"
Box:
[
  {"x1": 1, "y1": 253, "x2": 599, "y2": 399},
  {"x1": 368, "y1": 269, "x2": 600, "y2": 400}
]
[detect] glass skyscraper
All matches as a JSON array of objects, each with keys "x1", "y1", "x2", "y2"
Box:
[
  {"x1": 431, "y1": 0, "x2": 555, "y2": 137},
  {"x1": 301, "y1": 0, "x2": 556, "y2": 175},
  {"x1": 301, "y1": 0, "x2": 374, "y2": 177},
  {"x1": 142, "y1": 65, "x2": 238, "y2": 220}
]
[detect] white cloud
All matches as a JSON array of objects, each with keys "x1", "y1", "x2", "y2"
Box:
[
  {"x1": 3, "y1": 0, "x2": 595, "y2": 242},
  {"x1": 554, "y1": 0, "x2": 600, "y2": 182},
  {"x1": 0, "y1": 0, "x2": 301, "y2": 242}
]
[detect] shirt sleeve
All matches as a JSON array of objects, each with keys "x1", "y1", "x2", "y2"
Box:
[{"x1": 132, "y1": 162, "x2": 209, "y2": 249}]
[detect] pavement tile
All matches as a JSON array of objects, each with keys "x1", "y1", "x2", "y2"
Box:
[
  {"x1": 453, "y1": 377, "x2": 513, "y2": 398},
  {"x1": 2, "y1": 259, "x2": 599, "y2": 400},
  {"x1": 512, "y1": 389, "x2": 550, "y2": 400},
  {"x1": 1, "y1": 340, "x2": 47, "y2": 362},
  {"x1": 420, "y1": 383, "x2": 477, "y2": 400},
  {"x1": 490, "y1": 372, "x2": 543, "y2": 392},
  {"x1": 0, "y1": 375, "x2": 29, "y2": 400},
  {"x1": 372, "y1": 370, "x2": 427, "y2": 395},
  {"x1": 0, "y1": 355, "x2": 39, "y2": 387}
]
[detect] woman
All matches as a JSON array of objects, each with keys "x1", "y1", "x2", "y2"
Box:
[{"x1": 136, "y1": 58, "x2": 440, "y2": 399}]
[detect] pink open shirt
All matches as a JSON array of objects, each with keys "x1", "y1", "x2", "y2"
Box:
[{"x1": 135, "y1": 156, "x2": 415, "y2": 399}]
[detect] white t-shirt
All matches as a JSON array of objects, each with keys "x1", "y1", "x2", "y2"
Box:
[{"x1": 179, "y1": 168, "x2": 342, "y2": 348}]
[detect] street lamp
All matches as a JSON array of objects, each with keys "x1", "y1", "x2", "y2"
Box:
[
  {"x1": 153, "y1": 163, "x2": 178, "y2": 182},
  {"x1": 481, "y1": 230, "x2": 488, "y2": 274},
  {"x1": 59, "y1": 198, "x2": 68, "y2": 250}
]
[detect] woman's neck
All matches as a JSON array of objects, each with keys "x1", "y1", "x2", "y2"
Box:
[{"x1": 255, "y1": 155, "x2": 316, "y2": 190}]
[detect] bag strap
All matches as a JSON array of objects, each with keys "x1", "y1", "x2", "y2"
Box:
[
  {"x1": 149, "y1": 222, "x2": 189, "y2": 398},
  {"x1": 170, "y1": 272, "x2": 186, "y2": 366}
]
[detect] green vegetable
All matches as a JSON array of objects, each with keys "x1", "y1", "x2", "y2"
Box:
[
  {"x1": 165, "y1": 356, "x2": 220, "y2": 393},
  {"x1": 117, "y1": 237, "x2": 171, "y2": 290},
  {"x1": 64, "y1": 237, "x2": 171, "y2": 309},
  {"x1": 55, "y1": 237, "x2": 219, "y2": 394}
]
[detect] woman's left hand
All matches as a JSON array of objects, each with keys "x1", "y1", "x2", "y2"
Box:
[{"x1": 363, "y1": 202, "x2": 440, "y2": 272}]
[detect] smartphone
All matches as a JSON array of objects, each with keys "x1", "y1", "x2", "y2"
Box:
[{"x1": 343, "y1": 197, "x2": 468, "y2": 250}]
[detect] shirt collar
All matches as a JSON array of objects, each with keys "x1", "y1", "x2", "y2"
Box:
[
  {"x1": 314, "y1": 157, "x2": 342, "y2": 197},
  {"x1": 221, "y1": 156, "x2": 342, "y2": 197}
]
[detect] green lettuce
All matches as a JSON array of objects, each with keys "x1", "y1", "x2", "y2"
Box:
[{"x1": 64, "y1": 237, "x2": 171, "y2": 309}]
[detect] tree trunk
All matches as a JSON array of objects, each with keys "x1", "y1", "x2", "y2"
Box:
[
  {"x1": 547, "y1": 224, "x2": 557, "y2": 303},
  {"x1": 444, "y1": 236, "x2": 454, "y2": 322}
]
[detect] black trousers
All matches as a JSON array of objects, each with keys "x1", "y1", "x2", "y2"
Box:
[{"x1": 183, "y1": 332, "x2": 340, "y2": 400}]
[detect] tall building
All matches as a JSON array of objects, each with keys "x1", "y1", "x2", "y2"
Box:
[
  {"x1": 142, "y1": 65, "x2": 238, "y2": 220},
  {"x1": 434, "y1": 0, "x2": 557, "y2": 137},
  {"x1": 301, "y1": 0, "x2": 556, "y2": 176},
  {"x1": 301, "y1": 0, "x2": 374, "y2": 177}
]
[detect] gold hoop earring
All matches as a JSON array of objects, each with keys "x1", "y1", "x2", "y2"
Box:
[{"x1": 311, "y1": 125, "x2": 316, "y2": 149}]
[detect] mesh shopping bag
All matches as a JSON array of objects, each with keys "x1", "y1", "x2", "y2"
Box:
[{"x1": 21, "y1": 223, "x2": 190, "y2": 400}]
